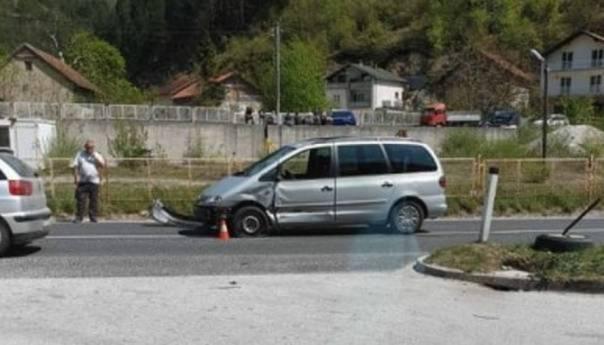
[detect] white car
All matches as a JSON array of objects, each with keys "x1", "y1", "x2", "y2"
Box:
[
  {"x1": 0, "y1": 153, "x2": 52, "y2": 256},
  {"x1": 533, "y1": 114, "x2": 570, "y2": 127}
]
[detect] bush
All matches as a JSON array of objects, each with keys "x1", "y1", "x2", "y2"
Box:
[
  {"x1": 560, "y1": 96, "x2": 595, "y2": 124},
  {"x1": 46, "y1": 122, "x2": 81, "y2": 158},
  {"x1": 108, "y1": 121, "x2": 149, "y2": 158}
]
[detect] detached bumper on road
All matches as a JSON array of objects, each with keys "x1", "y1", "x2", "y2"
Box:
[{"x1": 151, "y1": 200, "x2": 206, "y2": 228}]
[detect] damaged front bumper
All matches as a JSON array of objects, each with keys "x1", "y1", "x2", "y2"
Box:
[{"x1": 150, "y1": 200, "x2": 207, "y2": 228}]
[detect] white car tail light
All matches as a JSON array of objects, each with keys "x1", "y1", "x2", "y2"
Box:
[{"x1": 9, "y1": 180, "x2": 33, "y2": 196}]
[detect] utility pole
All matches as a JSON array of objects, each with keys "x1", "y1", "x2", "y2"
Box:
[
  {"x1": 530, "y1": 49, "x2": 548, "y2": 159},
  {"x1": 274, "y1": 21, "x2": 282, "y2": 147}
]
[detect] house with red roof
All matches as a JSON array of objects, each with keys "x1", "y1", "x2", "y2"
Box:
[
  {"x1": 0, "y1": 43, "x2": 99, "y2": 103},
  {"x1": 159, "y1": 71, "x2": 262, "y2": 112}
]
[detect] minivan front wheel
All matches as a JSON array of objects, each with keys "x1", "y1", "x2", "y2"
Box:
[
  {"x1": 390, "y1": 201, "x2": 424, "y2": 234},
  {"x1": 232, "y1": 206, "x2": 269, "y2": 237}
]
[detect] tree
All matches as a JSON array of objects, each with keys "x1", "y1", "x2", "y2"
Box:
[
  {"x1": 260, "y1": 40, "x2": 328, "y2": 112},
  {"x1": 65, "y1": 32, "x2": 145, "y2": 103}
]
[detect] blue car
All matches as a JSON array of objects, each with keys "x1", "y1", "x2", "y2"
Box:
[{"x1": 330, "y1": 110, "x2": 357, "y2": 126}]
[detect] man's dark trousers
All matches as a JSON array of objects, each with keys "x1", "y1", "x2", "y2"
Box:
[{"x1": 76, "y1": 182, "x2": 99, "y2": 221}]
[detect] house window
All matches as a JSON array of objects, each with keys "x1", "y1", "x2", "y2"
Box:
[
  {"x1": 590, "y1": 75, "x2": 601, "y2": 94},
  {"x1": 592, "y1": 49, "x2": 604, "y2": 67},
  {"x1": 337, "y1": 75, "x2": 346, "y2": 83},
  {"x1": 25, "y1": 61, "x2": 33, "y2": 71},
  {"x1": 562, "y1": 51, "x2": 573, "y2": 70},
  {"x1": 395, "y1": 92, "x2": 399, "y2": 100},
  {"x1": 351, "y1": 90, "x2": 368, "y2": 103},
  {"x1": 560, "y1": 77, "x2": 572, "y2": 95},
  {"x1": 333, "y1": 94, "x2": 341, "y2": 105}
]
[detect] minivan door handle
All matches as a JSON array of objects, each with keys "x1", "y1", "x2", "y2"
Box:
[
  {"x1": 321, "y1": 186, "x2": 334, "y2": 192},
  {"x1": 382, "y1": 181, "x2": 394, "y2": 188}
]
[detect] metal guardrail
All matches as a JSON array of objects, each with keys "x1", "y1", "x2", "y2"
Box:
[{"x1": 0, "y1": 101, "x2": 422, "y2": 126}]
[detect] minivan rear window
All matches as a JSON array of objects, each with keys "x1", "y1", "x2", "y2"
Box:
[
  {"x1": 338, "y1": 145, "x2": 389, "y2": 177},
  {"x1": 384, "y1": 144, "x2": 437, "y2": 173},
  {"x1": 0, "y1": 153, "x2": 35, "y2": 177}
]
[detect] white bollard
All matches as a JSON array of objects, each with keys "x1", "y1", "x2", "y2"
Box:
[{"x1": 479, "y1": 167, "x2": 499, "y2": 243}]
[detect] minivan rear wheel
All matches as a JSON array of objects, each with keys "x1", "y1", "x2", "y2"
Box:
[
  {"x1": 390, "y1": 200, "x2": 424, "y2": 234},
  {"x1": 0, "y1": 222, "x2": 11, "y2": 257},
  {"x1": 232, "y1": 206, "x2": 269, "y2": 238}
]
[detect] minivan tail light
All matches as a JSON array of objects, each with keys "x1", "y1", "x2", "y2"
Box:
[
  {"x1": 9, "y1": 180, "x2": 33, "y2": 196},
  {"x1": 439, "y1": 176, "x2": 447, "y2": 189}
]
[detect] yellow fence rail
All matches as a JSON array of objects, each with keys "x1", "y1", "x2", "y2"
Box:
[{"x1": 40, "y1": 156, "x2": 603, "y2": 215}]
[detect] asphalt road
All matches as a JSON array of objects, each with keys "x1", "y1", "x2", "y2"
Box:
[{"x1": 1, "y1": 217, "x2": 603, "y2": 278}]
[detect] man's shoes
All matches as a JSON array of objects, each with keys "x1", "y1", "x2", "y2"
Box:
[
  {"x1": 90, "y1": 218, "x2": 98, "y2": 223},
  {"x1": 72, "y1": 218, "x2": 83, "y2": 224}
]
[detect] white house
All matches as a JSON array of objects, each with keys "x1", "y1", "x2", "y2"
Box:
[
  {"x1": 326, "y1": 63, "x2": 405, "y2": 110},
  {"x1": 543, "y1": 30, "x2": 604, "y2": 101}
]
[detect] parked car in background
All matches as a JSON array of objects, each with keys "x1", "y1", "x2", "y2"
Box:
[
  {"x1": 0, "y1": 152, "x2": 52, "y2": 256},
  {"x1": 330, "y1": 110, "x2": 357, "y2": 126},
  {"x1": 533, "y1": 114, "x2": 570, "y2": 127},
  {"x1": 483, "y1": 110, "x2": 521, "y2": 128},
  {"x1": 193, "y1": 137, "x2": 447, "y2": 237}
]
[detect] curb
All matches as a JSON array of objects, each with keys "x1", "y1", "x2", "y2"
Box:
[
  {"x1": 414, "y1": 255, "x2": 604, "y2": 293},
  {"x1": 414, "y1": 255, "x2": 540, "y2": 291}
]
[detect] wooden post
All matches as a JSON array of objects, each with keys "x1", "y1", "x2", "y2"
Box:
[
  {"x1": 104, "y1": 162, "x2": 110, "y2": 212},
  {"x1": 146, "y1": 158, "x2": 153, "y2": 200},
  {"x1": 516, "y1": 159, "x2": 521, "y2": 195},
  {"x1": 187, "y1": 158, "x2": 193, "y2": 189},
  {"x1": 588, "y1": 155, "x2": 595, "y2": 200},
  {"x1": 48, "y1": 158, "x2": 56, "y2": 200},
  {"x1": 227, "y1": 153, "x2": 234, "y2": 176}
]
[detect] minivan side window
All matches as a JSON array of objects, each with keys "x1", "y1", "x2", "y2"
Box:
[
  {"x1": 337, "y1": 145, "x2": 389, "y2": 177},
  {"x1": 384, "y1": 144, "x2": 437, "y2": 173},
  {"x1": 280, "y1": 147, "x2": 332, "y2": 180}
]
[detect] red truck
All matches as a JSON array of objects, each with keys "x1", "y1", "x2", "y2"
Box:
[{"x1": 421, "y1": 103, "x2": 481, "y2": 127}]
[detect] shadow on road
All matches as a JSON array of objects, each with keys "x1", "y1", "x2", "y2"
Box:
[
  {"x1": 174, "y1": 225, "x2": 431, "y2": 238},
  {"x1": 178, "y1": 228, "x2": 216, "y2": 238},
  {"x1": 6, "y1": 245, "x2": 42, "y2": 258}
]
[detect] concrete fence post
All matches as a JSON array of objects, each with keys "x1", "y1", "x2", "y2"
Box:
[{"x1": 479, "y1": 167, "x2": 499, "y2": 243}]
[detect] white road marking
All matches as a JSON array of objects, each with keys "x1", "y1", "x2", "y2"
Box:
[
  {"x1": 46, "y1": 235, "x2": 184, "y2": 240},
  {"x1": 43, "y1": 227, "x2": 604, "y2": 240},
  {"x1": 419, "y1": 228, "x2": 604, "y2": 236}
]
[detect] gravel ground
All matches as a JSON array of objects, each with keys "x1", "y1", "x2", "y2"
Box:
[{"x1": 1, "y1": 267, "x2": 603, "y2": 345}]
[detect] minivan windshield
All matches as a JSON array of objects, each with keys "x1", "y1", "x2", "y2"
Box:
[{"x1": 239, "y1": 145, "x2": 296, "y2": 176}]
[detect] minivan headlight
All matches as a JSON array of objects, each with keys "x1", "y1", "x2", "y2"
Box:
[{"x1": 202, "y1": 195, "x2": 223, "y2": 205}]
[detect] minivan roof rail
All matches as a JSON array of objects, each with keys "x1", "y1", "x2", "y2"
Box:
[{"x1": 298, "y1": 136, "x2": 422, "y2": 145}]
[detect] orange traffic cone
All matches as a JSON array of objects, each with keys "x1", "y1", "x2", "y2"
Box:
[{"x1": 218, "y1": 216, "x2": 230, "y2": 241}]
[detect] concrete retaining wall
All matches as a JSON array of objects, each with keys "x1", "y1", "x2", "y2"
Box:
[{"x1": 64, "y1": 120, "x2": 515, "y2": 159}]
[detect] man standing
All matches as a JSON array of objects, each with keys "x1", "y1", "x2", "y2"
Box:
[{"x1": 72, "y1": 140, "x2": 106, "y2": 223}]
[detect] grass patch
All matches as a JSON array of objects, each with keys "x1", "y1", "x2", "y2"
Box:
[
  {"x1": 47, "y1": 182, "x2": 207, "y2": 218},
  {"x1": 447, "y1": 193, "x2": 596, "y2": 217},
  {"x1": 427, "y1": 243, "x2": 604, "y2": 284}
]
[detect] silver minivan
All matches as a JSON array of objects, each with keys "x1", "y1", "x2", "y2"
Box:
[
  {"x1": 0, "y1": 153, "x2": 52, "y2": 256},
  {"x1": 195, "y1": 137, "x2": 447, "y2": 236}
]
